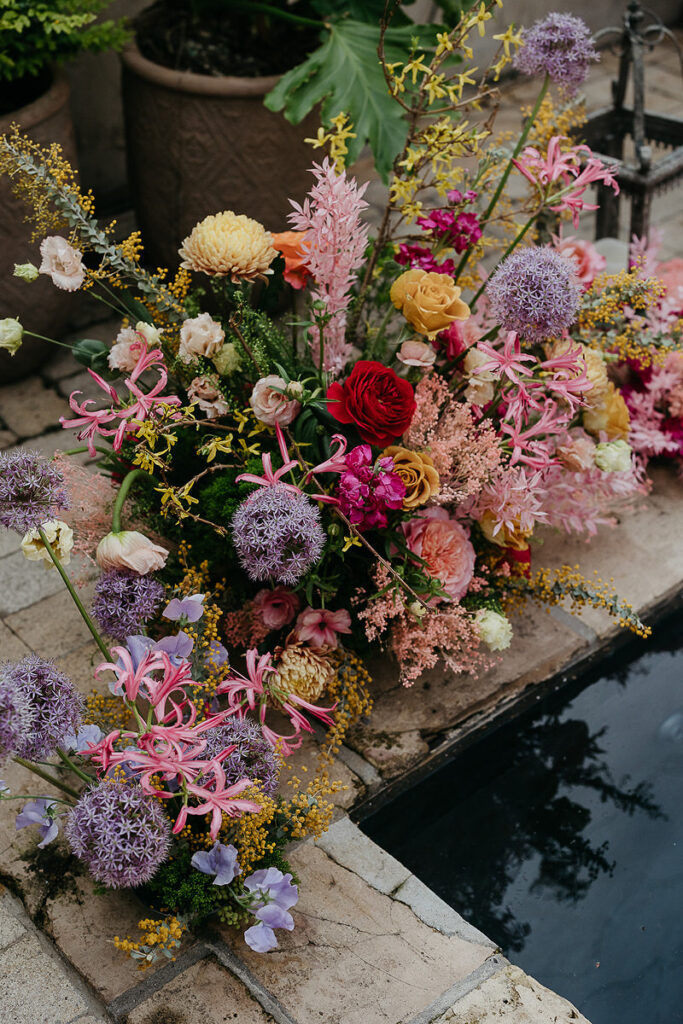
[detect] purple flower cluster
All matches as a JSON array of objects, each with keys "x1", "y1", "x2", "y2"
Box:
[
  {"x1": 417, "y1": 210, "x2": 482, "y2": 255},
  {"x1": 0, "y1": 670, "x2": 33, "y2": 763},
  {"x1": 337, "y1": 445, "x2": 405, "y2": 531},
  {"x1": 1, "y1": 655, "x2": 83, "y2": 760},
  {"x1": 487, "y1": 247, "x2": 581, "y2": 344},
  {"x1": 202, "y1": 717, "x2": 280, "y2": 796},
  {"x1": 396, "y1": 243, "x2": 455, "y2": 276},
  {"x1": 92, "y1": 570, "x2": 165, "y2": 641},
  {"x1": 65, "y1": 781, "x2": 171, "y2": 888},
  {"x1": 243, "y1": 866, "x2": 298, "y2": 952},
  {"x1": 0, "y1": 449, "x2": 69, "y2": 534},
  {"x1": 514, "y1": 13, "x2": 597, "y2": 94},
  {"x1": 231, "y1": 484, "x2": 325, "y2": 586}
]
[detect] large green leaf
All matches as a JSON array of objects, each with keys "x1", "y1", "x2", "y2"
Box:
[{"x1": 264, "y1": 18, "x2": 438, "y2": 180}]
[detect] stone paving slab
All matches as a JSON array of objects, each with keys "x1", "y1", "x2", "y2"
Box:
[
  {"x1": 434, "y1": 964, "x2": 590, "y2": 1024},
  {"x1": 4, "y1": 585, "x2": 97, "y2": 659},
  {"x1": 0, "y1": 377, "x2": 71, "y2": 440}
]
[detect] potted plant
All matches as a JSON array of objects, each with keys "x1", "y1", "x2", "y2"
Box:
[
  {"x1": 120, "y1": 0, "x2": 454, "y2": 269},
  {"x1": 0, "y1": 0, "x2": 128, "y2": 382}
]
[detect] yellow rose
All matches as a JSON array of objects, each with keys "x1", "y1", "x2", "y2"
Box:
[
  {"x1": 390, "y1": 269, "x2": 470, "y2": 338},
  {"x1": 478, "y1": 510, "x2": 532, "y2": 552},
  {"x1": 583, "y1": 382, "x2": 630, "y2": 440},
  {"x1": 383, "y1": 445, "x2": 440, "y2": 509}
]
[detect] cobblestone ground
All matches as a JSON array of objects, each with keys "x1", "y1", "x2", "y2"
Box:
[{"x1": 1, "y1": 33, "x2": 683, "y2": 1024}]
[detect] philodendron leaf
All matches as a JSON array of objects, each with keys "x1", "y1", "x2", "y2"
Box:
[{"x1": 264, "y1": 18, "x2": 438, "y2": 181}]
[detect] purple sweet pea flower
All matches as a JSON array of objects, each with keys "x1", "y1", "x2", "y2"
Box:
[
  {"x1": 191, "y1": 841, "x2": 241, "y2": 885},
  {"x1": 244, "y1": 922, "x2": 279, "y2": 953},
  {"x1": 16, "y1": 798, "x2": 59, "y2": 848},
  {"x1": 204, "y1": 640, "x2": 228, "y2": 668},
  {"x1": 60, "y1": 723, "x2": 105, "y2": 753},
  {"x1": 163, "y1": 593, "x2": 205, "y2": 623},
  {"x1": 154, "y1": 630, "x2": 194, "y2": 664}
]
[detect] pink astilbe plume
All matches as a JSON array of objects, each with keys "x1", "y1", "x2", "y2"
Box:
[
  {"x1": 52, "y1": 455, "x2": 115, "y2": 571},
  {"x1": 404, "y1": 375, "x2": 502, "y2": 504},
  {"x1": 289, "y1": 158, "x2": 369, "y2": 374},
  {"x1": 468, "y1": 467, "x2": 549, "y2": 537},
  {"x1": 537, "y1": 459, "x2": 650, "y2": 537}
]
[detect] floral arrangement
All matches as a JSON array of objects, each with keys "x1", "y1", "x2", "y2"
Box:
[{"x1": 1, "y1": 3, "x2": 680, "y2": 964}]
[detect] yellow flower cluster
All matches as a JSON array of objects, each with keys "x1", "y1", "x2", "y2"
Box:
[
  {"x1": 306, "y1": 112, "x2": 356, "y2": 171},
  {"x1": 524, "y1": 95, "x2": 587, "y2": 155},
  {"x1": 319, "y1": 649, "x2": 373, "y2": 766},
  {"x1": 114, "y1": 917, "x2": 185, "y2": 969},
  {"x1": 576, "y1": 269, "x2": 666, "y2": 365},
  {"x1": 83, "y1": 690, "x2": 131, "y2": 732}
]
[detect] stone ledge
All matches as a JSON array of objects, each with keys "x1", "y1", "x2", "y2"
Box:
[{"x1": 434, "y1": 963, "x2": 590, "y2": 1024}]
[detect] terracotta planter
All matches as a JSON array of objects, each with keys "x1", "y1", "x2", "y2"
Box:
[
  {"x1": 121, "y1": 40, "x2": 319, "y2": 271},
  {"x1": 0, "y1": 70, "x2": 78, "y2": 383}
]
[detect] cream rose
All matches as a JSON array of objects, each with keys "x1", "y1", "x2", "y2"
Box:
[
  {"x1": 21, "y1": 520, "x2": 74, "y2": 569},
  {"x1": 390, "y1": 269, "x2": 470, "y2": 338},
  {"x1": 179, "y1": 313, "x2": 225, "y2": 364},
  {"x1": 108, "y1": 327, "x2": 141, "y2": 373},
  {"x1": 38, "y1": 236, "x2": 85, "y2": 291},
  {"x1": 249, "y1": 375, "x2": 302, "y2": 427}
]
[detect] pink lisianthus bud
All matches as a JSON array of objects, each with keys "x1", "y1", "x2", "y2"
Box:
[
  {"x1": 249, "y1": 375, "x2": 301, "y2": 427},
  {"x1": 38, "y1": 236, "x2": 85, "y2": 291},
  {"x1": 397, "y1": 339, "x2": 437, "y2": 369},
  {"x1": 254, "y1": 588, "x2": 300, "y2": 630},
  {"x1": 294, "y1": 607, "x2": 352, "y2": 648},
  {"x1": 96, "y1": 531, "x2": 168, "y2": 575}
]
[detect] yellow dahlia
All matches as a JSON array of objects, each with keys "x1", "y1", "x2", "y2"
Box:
[
  {"x1": 178, "y1": 211, "x2": 277, "y2": 282},
  {"x1": 275, "y1": 643, "x2": 335, "y2": 703}
]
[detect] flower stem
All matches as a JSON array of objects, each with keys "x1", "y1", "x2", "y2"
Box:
[
  {"x1": 13, "y1": 757, "x2": 80, "y2": 800},
  {"x1": 37, "y1": 528, "x2": 111, "y2": 661},
  {"x1": 111, "y1": 469, "x2": 146, "y2": 533},
  {"x1": 56, "y1": 748, "x2": 93, "y2": 785}
]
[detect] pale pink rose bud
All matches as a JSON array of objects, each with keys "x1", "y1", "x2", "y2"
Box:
[
  {"x1": 555, "y1": 430, "x2": 596, "y2": 472},
  {"x1": 38, "y1": 236, "x2": 85, "y2": 291},
  {"x1": 96, "y1": 531, "x2": 168, "y2": 574},
  {"x1": 254, "y1": 588, "x2": 300, "y2": 630},
  {"x1": 187, "y1": 375, "x2": 230, "y2": 419},
  {"x1": 179, "y1": 312, "x2": 225, "y2": 364},
  {"x1": 397, "y1": 338, "x2": 437, "y2": 369},
  {"x1": 249, "y1": 375, "x2": 301, "y2": 427}
]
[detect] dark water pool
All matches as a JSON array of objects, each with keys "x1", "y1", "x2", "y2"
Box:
[{"x1": 361, "y1": 613, "x2": 683, "y2": 1024}]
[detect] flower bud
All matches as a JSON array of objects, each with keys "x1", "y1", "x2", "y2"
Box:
[
  {"x1": 476, "y1": 608, "x2": 513, "y2": 652},
  {"x1": 0, "y1": 318, "x2": 23, "y2": 356},
  {"x1": 21, "y1": 520, "x2": 74, "y2": 569},
  {"x1": 13, "y1": 263, "x2": 39, "y2": 282},
  {"x1": 594, "y1": 439, "x2": 632, "y2": 473},
  {"x1": 212, "y1": 341, "x2": 241, "y2": 376},
  {"x1": 96, "y1": 530, "x2": 168, "y2": 575},
  {"x1": 134, "y1": 321, "x2": 163, "y2": 348}
]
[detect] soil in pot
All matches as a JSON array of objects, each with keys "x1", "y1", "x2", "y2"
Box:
[{"x1": 0, "y1": 70, "x2": 80, "y2": 384}]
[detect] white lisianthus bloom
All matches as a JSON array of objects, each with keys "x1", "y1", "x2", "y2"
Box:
[
  {"x1": 476, "y1": 608, "x2": 513, "y2": 652},
  {"x1": 0, "y1": 318, "x2": 23, "y2": 356},
  {"x1": 594, "y1": 439, "x2": 632, "y2": 473}
]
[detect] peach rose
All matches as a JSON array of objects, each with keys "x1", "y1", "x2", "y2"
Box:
[
  {"x1": 96, "y1": 531, "x2": 168, "y2": 574},
  {"x1": 583, "y1": 382, "x2": 630, "y2": 440},
  {"x1": 187, "y1": 375, "x2": 230, "y2": 419},
  {"x1": 397, "y1": 339, "x2": 437, "y2": 369},
  {"x1": 555, "y1": 429, "x2": 596, "y2": 472},
  {"x1": 390, "y1": 269, "x2": 470, "y2": 338},
  {"x1": 179, "y1": 313, "x2": 225, "y2": 364},
  {"x1": 403, "y1": 507, "x2": 475, "y2": 601},
  {"x1": 554, "y1": 236, "x2": 606, "y2": 289},
  {"x1": 249, "y1": 375, "x2": 301, "y2": 427},
  {"x1": 38, "y1": 236, "x2": 85, "y2": 291},
  {"x1": 383, "y1": 445, "x2": 440, "y2": 509}
]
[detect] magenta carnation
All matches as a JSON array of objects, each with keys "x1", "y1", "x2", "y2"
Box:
[{"x1": 337, "y1": 445, "x2": 405, "y2": 531}]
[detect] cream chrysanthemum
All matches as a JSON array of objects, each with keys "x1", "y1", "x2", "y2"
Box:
[
  {"x1": 275, "y1": 643, "x2": 335, "y2": 703},
  {"x1": 178, "y1": 211, "x2": 277, "y2": 281}
]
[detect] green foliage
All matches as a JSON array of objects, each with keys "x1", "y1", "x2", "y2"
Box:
[
  {"x1": 265, "y1": 18, "x2": 439, "y2": 180},
  {"x1": 0, "y1": 0, "x2": 130, "y2": 82},
  {"x1": 229, "y1": 301, "x2": 300, "y2": 380},
  {"x1": 142, "y1": 845, "x2": 220, "y2": 918}
]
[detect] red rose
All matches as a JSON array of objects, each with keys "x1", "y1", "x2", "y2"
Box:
[{"x1": 326, "y1": 360, "x2": 416, "y2": 446}]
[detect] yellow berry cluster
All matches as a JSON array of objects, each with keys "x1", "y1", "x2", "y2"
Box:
[
  {"x1": 577, "y1": 270, "x2": 666, "y2": 365},
  {"x1": 83, "y1": 690, "x2": 131, "y2": 732},
  {"x1": 114, "y1": 917, "x2": 185, "y2": 969},
  {"x1": 524, "y1": 564, "x2": 651, "y2": 638}
]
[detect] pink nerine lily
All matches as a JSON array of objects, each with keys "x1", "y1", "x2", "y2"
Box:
[{"x1": 236, "y1": 423, "x2": 301, "y2": 493}]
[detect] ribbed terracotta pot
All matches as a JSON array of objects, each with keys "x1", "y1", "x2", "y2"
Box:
[
  {"x1": 0, "y1": 70, "x2": 79, "y2": 384},
  {"x1": 120, "y1": 40, "x2": 319, "y2": 271}
]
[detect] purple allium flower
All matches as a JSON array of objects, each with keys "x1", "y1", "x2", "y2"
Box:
[
  {"x1": 163, "y1": 593, "x2": 205, "y2": 622},
  {"x1": 231, "y1": 484, "x2": 325, "y2": 586},
  {"x1": 243, "y1": 866, "x2": 298, "y2": 951},
  {"x1": 514, "y1": 13, "x2": 597, "y2": 94},
  {"x1": 337, "y1": 445, "x2": 405, "y2": 531},
  {"x1": 487, "y1": 247, "x2": 581, "y2": 344},
  {"x1": 191, "y1": 841, "x2": 240, "y2": 885},
  {"x1": 0, "y1": 449, "x2": 69, "y2": 534},
  {"x1": 0, "y1": 668, "x2": 34, "y2": 763},
  {"x1": 201, "y1": 717, "x2": 280, "y2": 797},
  {"x1": 65, "y1": 781, "x2": 171, "y2": 888},
  {"x1": 16, "y1": 798, "x2": 59, "y2": 848},
  {"x1": 3, "y1": 655, "x2": 83, "y2": 761},
  {"x1": 92, "y1": 570, "x2": 164, "y2": 641}
]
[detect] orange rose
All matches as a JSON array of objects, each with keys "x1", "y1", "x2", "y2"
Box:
[
  {"x1": 583, "y1": 382, "x2": 630, "y2": 440},
  {"x1": 390, "y1": 269, "x2": 470, "y2": 338},
  {"x1": 383, "y1": 445, "x2": 440, "y2": 509},
  {"x1": 271, "y1": 230, "x2": 311, "y2": 290}
]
